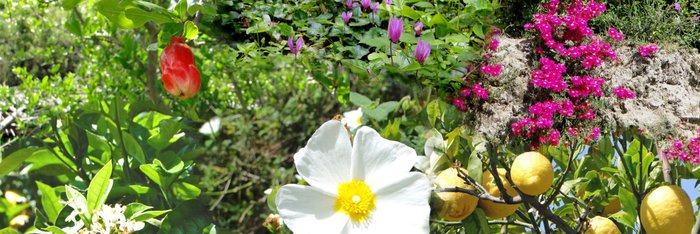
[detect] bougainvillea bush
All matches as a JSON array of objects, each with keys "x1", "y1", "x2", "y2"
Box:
[{"x1": 1, "y1": 0, "x2": 700, "y2": 233}]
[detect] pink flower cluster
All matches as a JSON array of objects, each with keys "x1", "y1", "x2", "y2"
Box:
[
  {"x1": 607, "y1": 27, "x2": 624, "y2": 41},
  {"x1": 663, "y1": 136, "x2": 700, "y2": 164},
  {"x1": 612, "y1": 86, "x2": 635, "y2": 99},
  {"x1": 452, "y1": 29, "x2": 502, "y2": 112},
  {"x1": 639, "y1": 43, "x2": 659, "y2": 57},
  {"x1": 512, "y1": 0, "x2": 627, "y2": 148},
  {"x1": 480, "y1": 64, "x2": 502, "y2": 77}
]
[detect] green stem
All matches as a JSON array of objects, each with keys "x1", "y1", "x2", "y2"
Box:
[{"x1": 113, "y1": 96, "x2": 131, "y2": 184}]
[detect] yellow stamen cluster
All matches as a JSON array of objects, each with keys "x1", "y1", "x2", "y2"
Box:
[{"x1": 335, "y1": 180, "x2": 375, "y2": 222}]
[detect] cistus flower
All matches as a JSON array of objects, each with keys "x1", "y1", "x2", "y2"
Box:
[
  {"x1": 639, "y1": 43, "x2": 659, "y2": 57},
  {"x1": 341, "y1": 11, "x2": 352, "y2": 23},
  {"x1": 288, "y1": 36, "x2": 304, "y2": 58},
  {"x1": 275, "y1": 121, "x2": 431, "y2": 233},
  {"x1": 160, "y1": 36, "x2": 201, "y2": 99},
  {"x1": 388, "y1": 17, "x2": 403, "y2": 43},
  {"x1": 341, "y1": 108, "x2": 363, "y2": 131},
  {"x1": 414, "y1": 40, "x2": 431, "y2": 64},
  {"x1": 414, "y1": 22, "x2": 424, "y2": 36}
]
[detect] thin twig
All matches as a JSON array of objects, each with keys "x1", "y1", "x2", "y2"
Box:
[
  {"x1": 488, "y1": 220, "x2": 534, "y2": 229},
  {"x1": 544, "y1": 143, "x2": 577, "y2": 206}
]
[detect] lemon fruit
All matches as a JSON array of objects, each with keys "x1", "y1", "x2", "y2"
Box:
[
  {"x1": 435, "y1": 167, "x2": 479, "y2": 221},
  {"x1": 510, "y1": 152, "x2": 554, "y2": 195},
  {"x1": 640, "y1": 185, "x2": 694, "y2": 234},
  {"x1": 602, "y1": 198, "x2": 621, "y2": 216},
  {"x1": 585, "y1": 216, "x2": 621, "y2": 234},
  {"x1": 478, "y1": 168, "x2": 520, "y2": 218}
]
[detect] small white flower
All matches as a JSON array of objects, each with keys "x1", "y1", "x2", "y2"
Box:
[
  {"x1": 275, "y1": 120, "x2": 431, "y2": 233},
  {"x1": 415, "y1": 130, "x2": 448, "y2": 176},
  {"x1": 199, "y1": 117, "x2": 221, "y2": 135},
  {"x1": 341, "y1": 108, "x2": 363, "y2": 131},
  {"x1": 4, "y1": 190, "x2": 27, "y2": 204}
]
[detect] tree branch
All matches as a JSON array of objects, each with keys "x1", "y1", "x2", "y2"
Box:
[
  {"x1": 544, "y1": 144, "x2": 576, "y2": 207},
  {"x1": 144, "y1": 22, "x2": 166, "y2": 111},
  {"x1": 489, "y1": 220, "x2": 534, "y2": 229}
]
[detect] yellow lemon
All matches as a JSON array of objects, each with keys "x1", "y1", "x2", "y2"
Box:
[
  {"x1": 585, "y1": 216, "x2": 621, "y2": 234},
  {"x1": 640, "y1": 185, "x2": 694, "y2": 234},
  {"x1": 602, "y1": 198, "x2": 621, "y2": 216},
  {"x1": 435, "y1": 167, "x2": 479, "y2": 221},
  {"x1": 510, "y1": 152, "x2": 554, "y2": 195},
  {"x1": 478, "y1": 168, "x2": 520, "y2": 219}
]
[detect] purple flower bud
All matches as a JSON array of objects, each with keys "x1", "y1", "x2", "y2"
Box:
[
  {"x1": 673, "y1": 3, "x2": 682, "y2": 12},
  {"x1": 413, "y1": 22, "x2": 423, "y2": 36},
  {"x1": 388, "y1": 17, "x2": 403, "y2": 43},
  {"x1": 414, "y1": 39, "x2": 431, "y2": 64},
  {"x1": 361, "y1": 0, "x2": 371, "y2": 9},
  {"x1": 341, "y1": 11, "x2": 352, "y2": 23},
  {"x1": 288, "y1": 36, "x2": 303, "y2": 58},
  {"x1": 369, "y1": 2, "x2": 379, "y2": 12}
]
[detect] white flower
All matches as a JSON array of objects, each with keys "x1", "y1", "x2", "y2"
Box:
[
  {"x1": 199, "y1": 117, "x2": 221, "y2": 135},
  {"x1": 275, "y1": 120, "x2": 431, "y2": 233},
  {"x1": 341, "y1": 108, "x2": 363, "y2": 131},
  {"x1": 415, "y1": 129, "x2": 448, "y2": 177}
]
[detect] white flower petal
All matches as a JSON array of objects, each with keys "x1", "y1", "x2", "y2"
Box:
[
  {"x1": 275, "y1": 184, "x2": 349, "y2": 234},
  {"x1": 374, "y1": 172, "x2": 432, "y2": 207},
  {"x1": 294, "y1": 120, "x2": 352, "y2": 193},
  {"x1": 351, "y1": 127, "x2": 417, "y2": 186}
]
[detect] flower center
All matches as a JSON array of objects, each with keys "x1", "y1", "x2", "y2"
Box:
[{"x1": 334, "y1": 180, "x2": 375, "y2": 222}]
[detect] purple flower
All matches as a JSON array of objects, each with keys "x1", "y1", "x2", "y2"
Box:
[
  {"x1": 341, "y1": 11, "x2": 352, "y2": 23},
  {"x1": 384, "y1": 0, "x2": 392, "y2": 5},
  {"x1": 639, "y1": 43, "x2": 659, "y2": 57},
  {"x1": 413, "y1": 22, "x2": 424, "y2": 36},
  {"x1": 361, "y1": 0, "x2": 371, "y2": 9},
  {"x1": 288, "y1": 36, "x2": 303, "y2": 58},
  {"x1": 414, "y1": 39, "x2": 431, "y2": 64},
  {"x1": 673, "y1": 3, "x2": 682, "y2": 12},
  {"x1": 369, "y1": 2, "x2": 379, "y2": 12},
  {"x1": 346, "y1": 0, "x2": 354, "y2": 9},
  {"x1": 388, "y1": 17, "x2": 403, "y2": 43}
]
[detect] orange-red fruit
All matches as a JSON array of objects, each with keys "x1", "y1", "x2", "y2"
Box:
[{"x1": 160, "y1": 36, "x2": 201, "y2": 99}]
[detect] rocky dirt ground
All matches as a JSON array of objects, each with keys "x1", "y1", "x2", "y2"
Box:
[{"x1": 476, "y1": 37, "x2": 700, "y2": 143}]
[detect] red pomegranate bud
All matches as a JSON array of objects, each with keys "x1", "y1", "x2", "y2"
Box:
[{"x1": 160, "y1": 36, "x2": 201, "y2": 99}]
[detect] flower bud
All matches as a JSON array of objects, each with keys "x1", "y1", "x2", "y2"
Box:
[{"x1": 160, "y1": 36, "x2": 201, "y2": 99}]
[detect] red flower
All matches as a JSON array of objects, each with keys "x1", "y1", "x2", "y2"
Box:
[{"x1": 160, "y1": 37, "x2": 201, "y2": 99}]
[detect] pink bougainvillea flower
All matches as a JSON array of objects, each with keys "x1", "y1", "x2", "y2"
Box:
[
  {"x1": 413, "y1": 22, "x2": 424, "y2": 36},
  {"x1": 388, "y1": 17, "x2": 403, "y2": 43},
  {"x1": 414, "y1": 40, "x2": 431, "y2": 64},
  {"x1": 613, "y1": 86, "x2": 635, "y2": 99},
  {"x1": 607, "y1": 27, "x2": 624, "y2": 41},
  {"x1": 288, "y1": 36, "x2": 304, "y2": 58},
  {"x1": 639, "y1": 43, "x2": 659, "y2": 57},
  {"x1": 480, "y1": 64, "x2": 502, "y2": 77},
  {"x1": 452, "y1": 98, "x2": 467, "y2": 111},
  {"x1": 160, "y1": 36, "x2": 201, "y2": 99},
  {"x1": 489, "y1": 38, "x2": 499, "y2": 51},
  {"x1": 341, "y1": 11, "x2": 352, "y2": 23},
  {"x1": 275, "y1": 121, "x2": 431, "y2": 233}
]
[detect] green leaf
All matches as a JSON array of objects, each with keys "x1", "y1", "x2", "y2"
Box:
[
  {"x1": 132, "y1": 209, "x2": 171, "y2": 222},
  {"x1": 426, "y1": 100, "x2": 440, "y2": 127},
  {"x1": 0, "y1": 228, "x2": 21, "y2": 234},
  {"x1": 618, "y1": 187, "x2": 637, "y2": 217},
  {"x1": 184, "y1": 21, "x2": 198, "y2": 40},
  {"x1": 0, "y1": 148, "x2": 36, "y2": 177},
  {"x1": 125, "y1": 203, "x2": 153, "y2": 219},
  {"x1": 158, "y1": 200, "x2": 212, "y2": 234},
  {"x1": 154, "y1": 151, "x2": 184, "y2": 174},
  {"x1": 64, "y1": 185, "x2": 89, "y2": 221},
  {"x1": 147, "y1": 119, "x2": 182, "y2": 151},
  {"x1": 43, "y1": 226, "x2": 67, "y2": 234},
  {"x1": 174, "y1": 0, "x2": 188, "y2": 20},
  {"x1": 62, "y1": 0, "x2": 84, "y2": 9},
  {"x1": 359, "y1": 37, "x2": 388, "y2": 49},
  {"x1": 349, "y1": 92, "x2": 372, "y2": 107},
  {"x1": 172, "y1": 182, "x2": 201, "y2": 200},
  {"x1": 122, "y1": 132, "x2": 145, "y2": 164},
  {"x1": 87, "y1": 161, "x2": 114, "y2": 215},
  {"x1": 140, "y1": 164, "x2": 165, "y2": 187},
  {"x1": 36, "y1": 182, "x2": 64, "y2": 224},
  {"x1": 472, "y1": 24, "x2": 484, "y2": 38},
  {"x1": 467, "y1": 151, "x2": 483, "y2": 183},
  {"x1": 266, "y1": 187, "x2": 279, "y2": 213}
]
